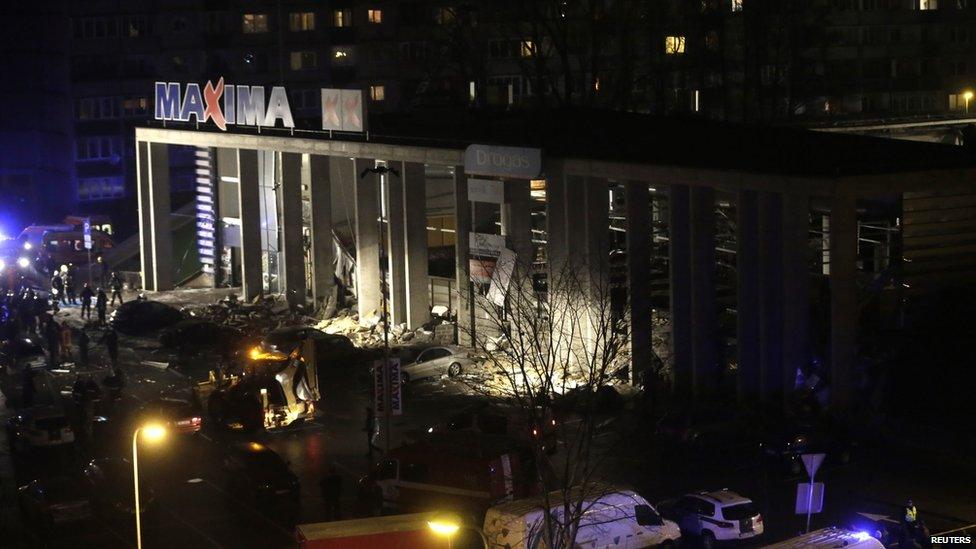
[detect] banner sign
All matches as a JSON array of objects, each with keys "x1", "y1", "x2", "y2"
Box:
[
  {"x1": 469, "y1": 232, "x2": 506, "y2": 258},
  {"x1": 373, "y1": 360, "x2": 385, "y2": 414},
  {"x1": 468, "y1": 178, "x2": 504, "y2": 204},
  {"x1": 464, "y1": 144, "x2": 542, "y2": 179},
  {"x1": 321, "y1": 89, "x2": 365, "y2": 132},
  {"x1": 389, "y1": 359, "x2": 402, "y2": 416}
]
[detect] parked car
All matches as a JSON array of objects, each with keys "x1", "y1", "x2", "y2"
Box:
[
  {"x1": 760, "y1": 417, "x2": 854, "y2": 474},
  {"x1": 18, "y1": 475, "x2": 92, "y2": 526},
  {"x1": 138, "y1": 397, "x2": 203, "y2": 434},
  {"x1": 660, "y1": 490, "x2": 763, "y2": 548},
  {"x1": 82, "y1": 458, "x2": 155, "y2": 515},
  {"x1": 653, "y1": 407, "x2": 757, "y2": 451},
  {"x1": 400, "y1": 346, "x2": 477, "y2": 382},
  {"x1": 6, "y1": 406, "x2": 76, "y2": 452},
  {"x1": 484, "y1": 486, "x2": 681, "y2": 549},
  {"x1": 222, "y1": 441, "x2": 299, "y2": 504},
  {"x1": 427, "y1": 402, "x2": 558, "y2": 453}
]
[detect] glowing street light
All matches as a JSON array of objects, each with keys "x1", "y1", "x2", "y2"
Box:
[
  {"x1": 428, "y1": 513, "x2": 488, "y2": 548},
  {"x1": 22, "y1": 241, "x2": 32, "y2": 250},
  {"x1": 17, "y1": 257, "x2": 29, "y2": 269},
  {"x1": 965, "y1": 90, "x2": 974, "y2": 114},
  {"x1": 132, "y1": 423, "x2": 166, "y2": 549}
]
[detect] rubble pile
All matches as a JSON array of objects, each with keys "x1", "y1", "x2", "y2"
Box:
[
  {"x1": 180, "y1": 293, "x2": 458, "y2": 351},
  {"x1": 312, "y1": 308, "x2": 456, "y2": 348}
]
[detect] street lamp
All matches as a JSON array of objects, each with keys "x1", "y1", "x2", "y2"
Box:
[
  {"x1": 427, "y1": 513, "x2": 488, "y2": 548},
  {"x1": 132, "y1": 423, "x2": 166, "y2": 549},
  {"x1": 965, "y1": 90, "x2": 974, "y2": 114}
]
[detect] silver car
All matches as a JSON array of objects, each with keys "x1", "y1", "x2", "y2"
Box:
[{"x1": 400, "y1": 346, "x2": 476, "y2": 383}]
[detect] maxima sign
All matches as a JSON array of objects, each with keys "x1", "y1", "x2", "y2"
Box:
[
  {"x1": 464, "y1": 144, "x2": 542, "y2": 179},
  {"x1": 155, "y1": 78, "x2": 294, "y2": 130},
  {"x1": 155, "y1": 80, "x2": 368, "y2": 133}
]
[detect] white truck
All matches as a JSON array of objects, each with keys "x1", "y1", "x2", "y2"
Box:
[
  {"x1": 762, "y1": 527, "x2": 886, "y2": 549},
  {"x1": 483, "y1": 485, "x2": 681, "y2": 548}
]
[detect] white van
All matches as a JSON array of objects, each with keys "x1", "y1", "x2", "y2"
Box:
[
  {"x1": 762, "y1": 527, "x2": 886, "y2": 549},
  {"x1": 483, "y1": 485, "x2": 681, "y2": 548}
]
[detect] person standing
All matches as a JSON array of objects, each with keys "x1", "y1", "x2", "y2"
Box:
[
  {"x1": 51, "y1": 273, "x2": 65, "y2": 305},
  {"x1": 109, "y1": 272, "x2": 124, "y2": 305},
  {"x1": 65, "y1": 267, "x2": 77, "y2": 305},
  {"x1": 95, "y1": 288, "x2": 108, "y2": 324},
  {"x1": 80, "y1": 283, "x2": 94, "y2": 319}
]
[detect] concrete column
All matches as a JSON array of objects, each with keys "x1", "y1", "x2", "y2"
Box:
[
  {"x1": 237, "y1": 149, "x2": 263, "y2": 301},
  {"x1": 829, "y1": 195, "x2": 858, "y2": 411},
  {"x1": 502, "y1": 179, "x2": 534, "y2": 268},
  {"x1": 690, "y1": 186, "x2": 717, "y2": 397},
  {"x1": 669, "y1": 184, "x2": 693, "y2": 396},
  {"x1": 581, "y1": 178, "x2": 608, "y2": 350},
  {"x1": 136, "y1": 141, "x2": 155, "y2": 291},
  {"x1": 147, "y1": 142, "x2": 173, "y2": 291},
  {"x1": 308, "y1": 155, "x2": 335, "y2": 308},
  {"x1": 758, "y1": 192, "x2": 784, "y2": 402},
  {"x1": 736, "y1": 190, "x2": 761, "y2": 402},
  {"x1": 384, "y1": 164, "x2": 408, "y2": 326},
  {"x1": 280, "y1": 152, "x2": 306, "y2": 310},
  {"x1": 626, "y1": 182, "x2": 653, "y2": 387},
  {"x1": 354, "y1": 158, "x2": 382, "y2": 322},
  {"x1": 781, "y1": 193, "x2": 810, "y2": 397},
  {"x1": 545, "y1": 163, "x2": 568, "y2": 276},
  {"x1": 454, "y1": 165, "x2": 474, "y2": 346},
  {"x1": 402, "y1": 162, "x2": 429, "y2": 329}
]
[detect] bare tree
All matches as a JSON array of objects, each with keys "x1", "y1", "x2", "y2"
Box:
[{"x1": 458, "y1": 250, "x2": 630, "y2": 548}]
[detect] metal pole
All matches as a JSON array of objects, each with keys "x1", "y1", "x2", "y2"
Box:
[
  {"x1": 380, "y1": 171, "x2": 391, "y2": 454},
  {"x1": 132, "y1": 428, "x2": 142, "y2": 549},
  {"x1": 805, "y1": 472, "x2": 815, "y2": 533},
  {"x1": 88, "y1": 249, "x2": 92, "y2": 288}
]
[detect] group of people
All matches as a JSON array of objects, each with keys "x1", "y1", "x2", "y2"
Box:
[{"x1": 50, "y1": 268, "x2": 124, "y2": 323}]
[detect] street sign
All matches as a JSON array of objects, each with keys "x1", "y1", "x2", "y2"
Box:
[
  {"x1": 802, "y1": 453, "x2": 826, "y2": 478},
  {"x1": 373, "y1": 360, "x2": 385, "y2": 414},
  {"x1": 83, "y1": 219, "x2": 92, "y2": 250},
  {"x1": 389, "y1": 358, "x2": 402, "y2": 416},
  {"x1": 795, "y1": 482, "x2": 825, "y2": 514}
]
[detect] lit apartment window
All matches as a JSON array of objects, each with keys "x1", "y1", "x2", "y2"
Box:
[
  {"x1": 332, "y1": 47, "x2": 354, "y2": 66},
  {"x1": 242, "y1": 13, "x2": 268, "y2": 33},
  {"x1": 665, "y1": 35, "x2": 686, "y2": 55},
  {"x1": 289, "y1": 12, "x2": 315, "y2": 31},
  {"x1": 333, "y1": 9, "x2": 352, "y2": 27},
  {"x1": 368, "y1": 9, "x2": 383, "y2": 24},
  {"x1": 732, "y1": 0, "x2": 743, "y2": 11},
  {"x1": 369, "y1": 85, "x2": 386, "y2": 101},
  {"x1": 435, "y1": 7, "x2": 456, "y2": 25},
  {"x1": 948, "y1": 92, "x2": 973, "y2": 110},
  {"x1": 290, "y1": 51, "x2": 318, "y2": 70},
  {"x1": 521, "y1": 40, "x2": 535, "y2": 57},
  {"x1": 918, "y1": 0, "x2": 938, "y2": 9}
]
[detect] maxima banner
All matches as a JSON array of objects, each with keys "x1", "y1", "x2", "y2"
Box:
[{"x1": 154, "y1": 80, "x2": 367, "y2": 133}]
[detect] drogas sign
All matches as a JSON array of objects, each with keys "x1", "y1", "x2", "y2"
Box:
[
  {"x1": 464, "y1": 144, "x2": 542, "y2": 179},
  {"x1": 155, "y1": 78, "x2": 295, "y2": 130}
]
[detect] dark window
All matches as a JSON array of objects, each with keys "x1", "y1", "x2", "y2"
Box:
[{"x1": 721, "y1": 502, "x2": 758, "y2": 521}]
